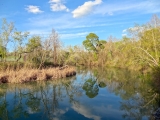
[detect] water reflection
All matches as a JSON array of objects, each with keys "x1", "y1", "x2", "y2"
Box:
[
  {"x1": 0, "y1": 68, "x2": 159, "y2": 120},
  {"x1": 79, "y1": 67, "x2": 160, "y2": 120}
]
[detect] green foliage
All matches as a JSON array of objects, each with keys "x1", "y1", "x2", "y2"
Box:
[
  {"x1": 98, "y1": 40, "x2": 107, "y2": 49},
  {"x1": 13, "y1": 31, "x2": 29, "y2": 43},
  {"x1": 0, "y1": 18, "x2": 14, "y2": 47},
  {"x1": 0, "y1": 15, "x2": 160, "y2": 71},
  {"x1": 0, "y1": 18, "x2": 14, "y2": 61},
  {"x1": 83, "y1": 33, "x2": 106, "y2": 53},
  {"x1": 140, "y1": 28, "x2": 160, "y2": 60},
  {"x1": 26, "y1": 36, "x2": 41, "y2": 52},
  {"x1": 31, "y1": 57, "x2": 41, "y2": 64},
  {"x1": 0, "y1": 46, "x2": 6, "y2": 60},
  {"x1": 79, "y1": 15, "x2": 160, "y2": 70}
]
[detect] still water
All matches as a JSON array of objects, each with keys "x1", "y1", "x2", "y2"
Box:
[{"x1": 0, "y1": 68, "x2": 159, "y2": 120}]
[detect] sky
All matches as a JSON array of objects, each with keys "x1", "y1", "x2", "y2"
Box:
[{"x1": 0, "y1": 0, "x2": 160, "y2": 46}]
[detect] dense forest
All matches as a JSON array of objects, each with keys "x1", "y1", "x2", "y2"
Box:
[{"x1": 0, "y1": 15, "x2": 160, "y2": 73}]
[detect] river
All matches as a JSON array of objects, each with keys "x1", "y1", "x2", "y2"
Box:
[{"x1": 0, "y1": 67, "x2": 159, "y2": 120}]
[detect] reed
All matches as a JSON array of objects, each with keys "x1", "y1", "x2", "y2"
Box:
[{"x1": 0, "y1": 66, "x2": 76, "y2": 84}]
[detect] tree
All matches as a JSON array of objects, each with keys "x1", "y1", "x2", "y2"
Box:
[
  {"x1": 26, "y1": 36, "x2": 42, "y2": 64},
  {"x1": 148, "y1": 14, "x2": 160, "y2": 28},
  {"x1": 83, "y1": 33, "x2": 106, "y2": 53},
  {"x1": 26, "y1": 36, "x2": 41, "y2": 52},
  {"x1": 138, "y1": 28, "x2": 160, "y2": 67},
  {"x1": 12, "y1": 31, "x2": 29, "y2": 62},
  {"x1": 65, "y1": 45, "x2": 83, "y2": 65},
  {"x1": 0, "y1": 18, "x2": 14, "y2": 61},
  {"x1": 49, "y1": 29, "x2": 61, "y2": 65},
  {"x1": 129, "y1": 15, "x2": 160, "y2": 68},
  {"x1": 0, "y1": 46, "x2": 6, "y2": 61}
]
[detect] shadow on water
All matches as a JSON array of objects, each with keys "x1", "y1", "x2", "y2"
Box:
[
  {"x1": 149, "y1": 67, "x2": 160, "y2": 120},
  {"x1": 0, "y1": 67, "x2": 159, "y2": 120}
]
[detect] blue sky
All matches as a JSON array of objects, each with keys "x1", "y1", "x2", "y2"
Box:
[{"x1": 0, "y1": 0, "x2": 160, "y2": 46}]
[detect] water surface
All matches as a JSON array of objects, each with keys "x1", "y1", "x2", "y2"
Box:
[{"x1": 0, "y1": 68, "x2": 159, "y2": 120}]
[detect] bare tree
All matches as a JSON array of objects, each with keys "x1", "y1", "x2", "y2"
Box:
[
  {"x1": 49, "y1": 29, "x2": 61, "y2": 65},
  {"x1": 38, "y1": 37, "x2": 52, "y2": 68}
]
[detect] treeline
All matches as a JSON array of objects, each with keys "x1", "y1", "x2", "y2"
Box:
[
  {"x1": 0, "y1": 15, "x2": 160, "y2": 72},
  {"x1": 67, "y1": 15, "x2": 160, "y2": 72},
  {"x1": 0, "y1": 18, "x2": 66, "y2": 69}
]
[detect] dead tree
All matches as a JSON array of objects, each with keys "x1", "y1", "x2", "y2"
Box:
[{"x1": 49, "y1": 29, "x2": 60, "y2": 66}]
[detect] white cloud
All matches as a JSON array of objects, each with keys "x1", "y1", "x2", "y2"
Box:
[
  {"x1": 122, "y1": 29, "x2": 127, "y2": 37},
  {"x1": 122, "y1": 29, "x2": 127, "y2": 33},
  {"x1": 50, "y1": 3, "x2": 69, "y2": 12},
  {"x1": 122, "y1": 26, "x2": 146, "y2": 37},
  {"x1": 49, "y1": 0, "x2": 69, "y2": 12},
  {"x1": 28, "y1": 29, "x2": 51, "y2": 35},
  {"x1": 72, "y1": 104, "x2": 101, "y2": 120},
  {"x1": 60, "y1": 32, "x2": 89, "y2": 39},
  {"x1": 128, "y1": 26, "x2": 144, "y2": 32},
  {"x1": 95, "y1": 0, "x2": 160, "y2": 15},
  {"x1": 72, "y1": 0, "x2": 102, "y2": 18},
  {"x1": 28, "y1": 28, "x2": 89, "y2": 39},
  {"x1": 25, "y1": 5, "x2": 43, "y2": 14},
  {"x1": 122, "y1": 34, "x2": 127, "y2": 37},
  {"x1": 49, "y1": 0, "x2": 61, "y2": 3}
]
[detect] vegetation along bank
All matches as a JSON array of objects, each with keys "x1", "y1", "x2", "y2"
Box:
[{"x1": 0, "y1": 15, "x2": 160, "y2": 83}]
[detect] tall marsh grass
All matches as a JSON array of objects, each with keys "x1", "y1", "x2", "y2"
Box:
[{"x1": 0, "y1": 66, "x2": 76, "y2": 83}]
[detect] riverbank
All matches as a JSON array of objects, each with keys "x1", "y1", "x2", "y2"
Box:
[{"x1": 0, "y1": 66, "x2": 76, "y2": 83}]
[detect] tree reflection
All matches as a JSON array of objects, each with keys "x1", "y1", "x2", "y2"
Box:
[
  {"x1": 82, "y1": 68, "x2": 107, "y2": 98},
  {"x1": 0, "y1": 76, "x2": 82, "y2": 120},
  {"x1": 0, "y1": 94, "x2": 9, "y2": 120},
  {"x1": 12, "y1": 88, "x2": 30, "y2": 119},
  {"x1": 83, "y1": 78, "x2": 99, "y2": 98},
  {"x1": 82, "y1": 67, "x2": 160, "y2": 119},
  {"x1": 0, "y1": 68, "x2": 159, "y2": 120},
  {"x1": 99, "y1": 82, "x2": 107, "y2": 88},
  {"x1": 25, "y1": 91, "x2": 41, "y2": 113}
]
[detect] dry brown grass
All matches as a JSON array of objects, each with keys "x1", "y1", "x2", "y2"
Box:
[{"x1": 0, "y1": 66, "x2": 76, "y2": 84}]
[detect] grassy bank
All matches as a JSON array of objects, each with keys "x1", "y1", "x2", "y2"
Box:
[{"x1": 0, "y1": 66, "x2": 76, "y2": 84}]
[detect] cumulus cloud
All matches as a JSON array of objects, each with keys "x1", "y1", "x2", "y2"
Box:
[
  {"x1": 49, "y1": 0, "x2": 69, "y2": 12},
  {"x1": 72, "y1": 0, "x2": 102, "y2": 18},
  {"x1": 25, "y1": 5, "x2": 43, "y2": 14},
  {"x1": 50, "y1": 3, "x2": 69, "y2": 12}
]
